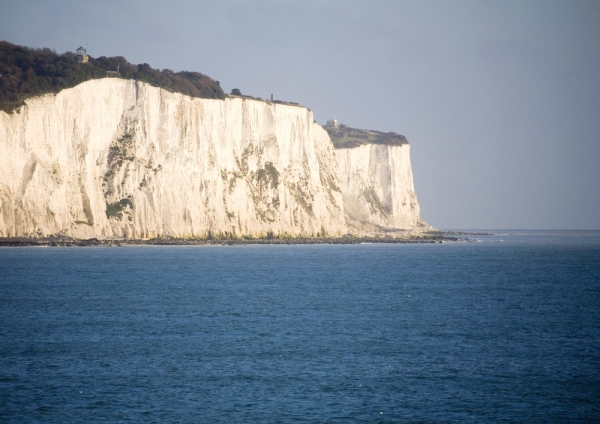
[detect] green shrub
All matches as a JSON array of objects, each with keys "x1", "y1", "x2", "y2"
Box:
[
  {"x1": 0, "y1": 41, "x2": 225, "y2": 113},
  {"x1": 323, "y1": 123, "x2": 409, "y2": 149},
  {"x1": 105, "y1": 197, "x2": 133, "y2": 220}
]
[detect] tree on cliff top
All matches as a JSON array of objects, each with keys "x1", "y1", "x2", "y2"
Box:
[{"x1": 0, "y1": 41, "x2": 226, "y2": 113}]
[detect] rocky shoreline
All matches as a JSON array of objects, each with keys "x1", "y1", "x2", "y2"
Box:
[{"x1": 0, "y1": 233, "x2": 467, "y2": 247}]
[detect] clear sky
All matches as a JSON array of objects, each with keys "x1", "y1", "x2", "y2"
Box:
[{"x1": 2, "y1": 0, "x2": 599, "y2": 229}]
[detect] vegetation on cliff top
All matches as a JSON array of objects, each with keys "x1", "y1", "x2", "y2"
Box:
[
  {"x1": 1, "y1": 41, "x2": 405, "y2": 147},
  {"x1": 229, "y1": 87, "x2": 303, "y2": 108},
  {"x1": 0, "y1": 41, "x2": 225, "y2": 113},
  {"x1": 324, "y1": 124, "x2": 408, "y2": 149}
]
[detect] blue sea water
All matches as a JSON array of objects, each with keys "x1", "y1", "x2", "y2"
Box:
[{"x1": 1, "y1": 231, "x2": 599, "y2": 423}]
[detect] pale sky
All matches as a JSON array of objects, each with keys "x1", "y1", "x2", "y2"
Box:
[{"x1": 2, "y1": 0, "x2": 599, "y2": 229}]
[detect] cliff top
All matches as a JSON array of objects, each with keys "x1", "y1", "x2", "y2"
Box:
[
  {"x1": 0, "y1": 41, "x2": 225, "y2": 113},
  {"x1": 324, "y1": 124, "x2": 409, "y2": 149},
  {"x1": 227, "y1": 92, "x2": 308, "y2": 110}
]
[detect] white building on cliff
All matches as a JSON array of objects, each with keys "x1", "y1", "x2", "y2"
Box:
[{"x1": 76, "y1": 46, "x2": 88, "y2": 64}]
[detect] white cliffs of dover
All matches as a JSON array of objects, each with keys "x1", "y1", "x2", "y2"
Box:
[
  {"x1": 0, "y1": 79, "x2": 422, "y2": 239},
  {"x1": 0, "y1": 79, "x2": 345, "y2": 239},
  {"x1": 335, "y1": 144, "x2": 421, "y2": 231}
]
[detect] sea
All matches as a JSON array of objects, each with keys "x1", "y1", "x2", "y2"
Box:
[{"x1": 1, "y1": 230, "x2": 599, "y2": 423}]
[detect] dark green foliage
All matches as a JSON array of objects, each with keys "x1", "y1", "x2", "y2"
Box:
[
  {"x1": 256, "y1": 161, "x2": 279, "y2": 190},
  {"x1": 324, "y1": 124, "x2": 409, "y2": 149},
  {"x1": 107, "y1": 131, "x2": 136, "y2": 167},
  {"x1": 105, "y1": 197, "x2": 133, "y2": 220},
  {"x1": 264, "y1": 162, "x2": 279, "y2": 188},
  {"x1": 231, "y1": 88, "x2": 241, "y2": 95},
  {"x1": 0, "y1": 41, "x2": 225, "y2": 113}
]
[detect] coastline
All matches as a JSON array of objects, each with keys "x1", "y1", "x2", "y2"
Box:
[{"x1": 0, "y1": 233, "x2": 466, "y2": 247}]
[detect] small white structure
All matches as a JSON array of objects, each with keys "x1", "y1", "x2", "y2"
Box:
[
  {"x1": 76, "y1": 46, "x2": 89, "y2": 64},
  {"x1": 326, "y1": 119, "x2": 338, "y2": 128}
]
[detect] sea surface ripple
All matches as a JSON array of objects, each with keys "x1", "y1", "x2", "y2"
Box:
[{"x1": 1, "y1": 230, "x2": 599, "y2": 422}]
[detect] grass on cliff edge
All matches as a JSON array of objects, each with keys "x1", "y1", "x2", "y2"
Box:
[
  {"x1": 0, "y1": 41, "x2": 225, "y2": 113},
  {"x1": 324, "y1": 124, "x2": 409, "y2": 149}
]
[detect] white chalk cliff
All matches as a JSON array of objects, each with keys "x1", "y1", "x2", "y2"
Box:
[
  {"x1": 0, "y1": 79, "x2": 423, "y2": 239},
  {"x1": 335, "y1": 144, "x2": 420, "y2": 231}
]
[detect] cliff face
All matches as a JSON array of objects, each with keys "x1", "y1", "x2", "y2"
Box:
[
  {"x1": 335, "y1": 144, "x2": 421, "y2": 230},
  {"x1": 0, "y1": 79, "x2": 423, "y2": 239},
  {"x1": 0, "y1": 79, "x2": 345, "y2": 238}
]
